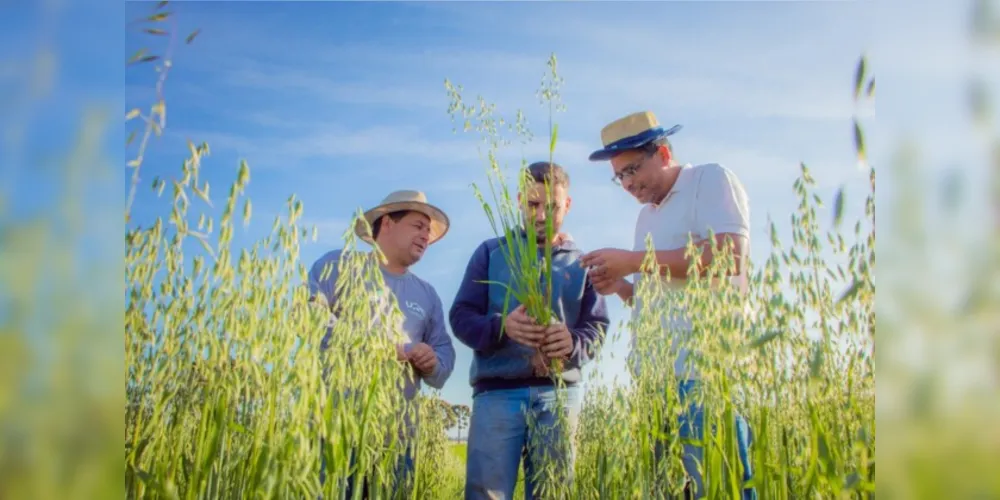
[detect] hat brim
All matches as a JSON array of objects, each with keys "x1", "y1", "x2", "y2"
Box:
[
  {"x1": 354, "y1": 201, "x2": 450, "y2": 246},
  {"x1": 588, "y1": 124, "x2": 682, "y2": 161}
]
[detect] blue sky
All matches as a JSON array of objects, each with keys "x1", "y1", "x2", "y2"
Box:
[{"x1": 117, "y1": 0, "x2": 991, "y2": 411}]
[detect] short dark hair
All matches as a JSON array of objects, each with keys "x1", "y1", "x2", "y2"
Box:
[
  {"x1": 638, "y1": 137, "x2": 672, "y2": 156},
  {"x1": 525, "y1": 161, "x2": 570, "y2": 189},
  {"x1": 371, "y1": 210, "x2": 409, "y2": 240}
]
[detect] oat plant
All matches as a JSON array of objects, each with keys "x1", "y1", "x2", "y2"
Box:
[
  {"x1": 124, "y1": 9, "x2": 462, "y2": 498},
  {"x1": 444, "y1": 53, "x2": 578, "y2": 498}
]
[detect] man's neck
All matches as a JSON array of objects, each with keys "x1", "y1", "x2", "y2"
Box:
[
  {"x1": 374, "y1": 245, "x2": 408, "y2": 275},
  {"x1": 650, "y1": 163, "x2": 683, "y2": 206},
  {"x1": 380, "y1": 259, "x2": 408, "y2": 276}
]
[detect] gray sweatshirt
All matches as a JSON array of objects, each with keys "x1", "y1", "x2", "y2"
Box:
[{"x1": 307, "y1": 249, "x2": 456, "y2": 401}]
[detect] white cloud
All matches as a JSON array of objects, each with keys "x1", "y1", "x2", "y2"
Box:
[
  {"x1": 402, "y1": 1, "x2": 875, "y2": 122},
  {"x1": 873, "y1": 0, "x2": 997, "y2": 82},
  {"x1": 219, "y1": 64, "x2": 446, "y2": 109},
  {"x1": 181, "y1": 10, "x2": 870, "y2": 131},
  {"x1": 563, "y1": 66, "x2": 871, "y2": 123},
  {"x1": 167, "y1": 124, "x2": 478, "y2": 170},
  {"x1": 159, "y1": 3, "x2": 884, "y2": 192}
]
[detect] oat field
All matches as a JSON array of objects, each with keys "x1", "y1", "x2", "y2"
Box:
[{"x1": 123, "y1": 14, "x2": 875, "y2": 500}]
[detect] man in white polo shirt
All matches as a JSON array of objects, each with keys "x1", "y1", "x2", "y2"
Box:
[{"x1": 580, "y1": 111, "x2": 756, "y2": 499}]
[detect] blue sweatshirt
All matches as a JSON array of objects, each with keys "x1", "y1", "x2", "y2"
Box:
[{"x1": 448, "y1": 232, "x2": 610, "y2": 396}]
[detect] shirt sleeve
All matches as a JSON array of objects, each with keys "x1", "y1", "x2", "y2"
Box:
[
  {"x1": 308, "y1": 249, "x2": 344, "y2": 310},
  {"x1": 421, "y1": 288, "x2": 457, "y2": 389},
  {"x1": 308, "y1": 250, "x2": 344, "y2": 351},
  {"x1": 448, "y1": 241, "x2": 506, "y2": 353},
  {"x1": 566, "y1": 275, "x2": 610, "y2": 370},
  {"x1": 692, "y1": 164, "x2": 751, "y2": 240}
]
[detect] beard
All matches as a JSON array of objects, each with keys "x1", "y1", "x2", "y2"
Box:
[
  {"x1": 408, "y1": 240, "x2": 427, "y2": 261},
  {"x1": 629, "y1": 182, "x2": 648, "y2": 202},
  {"x1": 533, "y1": 223, "x2": 559, "y2": 243}
]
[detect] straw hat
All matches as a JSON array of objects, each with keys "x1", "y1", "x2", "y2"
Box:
[
  {"x1": 354, "y1": 189, "x2": 450, "y2": 245},
  {"x1": 588, "y1": 111, "x2": 683, "y2": 161}
]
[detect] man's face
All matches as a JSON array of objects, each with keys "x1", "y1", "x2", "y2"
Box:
[
  {"x1": 519, "y1": 182, "x2": 571, "y2": 241},
  {"x1": 610, "y1": 147, "x2": 668, "y2": 204},
  {"x1": 382, "y1": 211, "x2": 432, "y2": 265}
]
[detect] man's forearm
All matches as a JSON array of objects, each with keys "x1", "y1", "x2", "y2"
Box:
[
  {"x1": 628, "y1": 235, "x2": 745, "y2": 280},
  {"x1": 421, "y1": 352, "x2": 451, "y2": 389},
  {"x1": 449, "y1": 306, "x2": 505, "y2": 352},
  {"x1": 626, "y1": 246, "x2": 695, "y2": 280}
]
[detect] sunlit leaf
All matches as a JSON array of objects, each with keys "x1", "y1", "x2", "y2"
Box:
[
  {"x1": 832, "y1": 185, "x2": 845, "y2": 228},
  {"x1": 748, "y1": 330, "x2": 782, "y2": 349},
  {"x1": 853, "y1": 119, "x2": 866, "y2": 163},
  {"x1": 243, "y1": 199, "x2": 252, "y2": 228},
  {"x1": 127, "y1": 48, "x2": 148, "y2": 64},
  {"x1": 837, "y1": 279, "x2": 863, "y2": 304},
  {"x1": 853, "y1": 55, "x2": 867, "y2": 100}
]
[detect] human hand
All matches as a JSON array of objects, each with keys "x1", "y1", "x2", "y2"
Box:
[
  {"x1": 581, "y1": 248, "x2": 638, "y2": 284},
  {"x1": 407, "y1": 342, "x2": 437, "y2": 375},
  {"x1": 503, "y1": 304, "x2": 546, "y2": 348},
  {"x1": 592, "y1": 275, "x2": 627, "y2": 296},
  {"x1": 540, "y1": 322, "x2": 573, "y2": 360},
  {"x1": 395, "y1": 343, "x2": 408, "y2": 362}
]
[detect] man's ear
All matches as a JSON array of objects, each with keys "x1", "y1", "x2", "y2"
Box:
[
  {"x1": 376, "y1": 214, "x2": 391, "y2": 238},
  {"x1": 658, "y1": 144, "x2": 673, "y2": 165},
  {"x1": 564, "y1": 195, "x2": 573, "y2": 212}
]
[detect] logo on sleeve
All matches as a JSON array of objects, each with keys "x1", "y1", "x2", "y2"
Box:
[{"x1": 404, "y1": 300, "x2": 427, "y2": 320}]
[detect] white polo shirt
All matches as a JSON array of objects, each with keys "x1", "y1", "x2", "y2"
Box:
[{"x1": 628, "y1": 162, "x2": 751, "y2": 380}]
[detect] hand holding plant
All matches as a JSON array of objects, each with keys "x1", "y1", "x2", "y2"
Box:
[
  {"x1": 529, "y1": 316, "x2": 570, "y2": 377},
  {"x1": 503, "y1": 304, "x2": 546, "y2": 348},
  {"x1": 407, "y1": 342, "x2": 438, "y2": 375},
  {"x1": 591, "y1": 276, "x2": 628, "y2": 297},
  {"x1": 540, "y1": 321, "x2": 572, "y2": 360}
]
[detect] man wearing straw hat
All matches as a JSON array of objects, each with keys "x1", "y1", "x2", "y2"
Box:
[
  {"x1": 580, "y1": 111, "x2": 757, "y2": 499},
  {"x1": 308, "y1": 189, "x2": 457, "y2": 496}
]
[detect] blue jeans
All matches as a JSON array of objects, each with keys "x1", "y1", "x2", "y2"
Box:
[
  {"x1": 658, "y1": 379, "x2": 756, "y2": 500},
  {"x1": 465, "y1": 385, "x2": 581, "y2": 500}
]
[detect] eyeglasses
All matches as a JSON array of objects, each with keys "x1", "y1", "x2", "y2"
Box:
[{"x1": 611, "y1": 152, "x2": 651, "y2": 185}]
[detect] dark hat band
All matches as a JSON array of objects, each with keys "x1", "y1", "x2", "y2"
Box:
[{"x1": 588, "y1": 124, "x2": 682, "y2": 161}]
